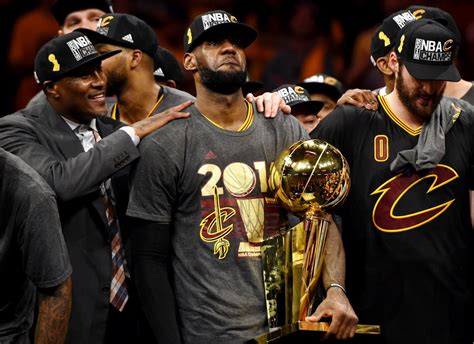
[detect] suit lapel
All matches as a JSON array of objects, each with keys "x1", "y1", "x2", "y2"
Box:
[
  {"x1": 31, "y1": 101, "x2": 85, "y2": 158},
  {"x1": 31, "y1": 104, "x2": 112, "y2": 233}
]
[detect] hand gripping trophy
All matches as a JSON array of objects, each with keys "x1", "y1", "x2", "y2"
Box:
[{"x1": 259, "y1": 139, "x2": 379, "y2": 340}]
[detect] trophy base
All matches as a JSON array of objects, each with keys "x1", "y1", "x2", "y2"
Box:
[{"x1": 250, "y1": 321, "x2": 381, "y2": 343}]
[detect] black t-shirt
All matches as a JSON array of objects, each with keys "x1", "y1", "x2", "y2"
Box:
[
  {"x1": 311, "y1": 96, "x2": 474, "y2": 344},
  {"x1": 0, "y1": 149, "x2": 71, "y2": 343}
]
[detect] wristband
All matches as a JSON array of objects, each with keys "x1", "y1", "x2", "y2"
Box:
[{"x1": 326, "y1": 283, "x2": 346, "y2": 294}]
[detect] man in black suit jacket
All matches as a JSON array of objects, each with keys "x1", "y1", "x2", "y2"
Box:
[{"x1": 0, "y1": 31, "x2": 191, "y2": 343}]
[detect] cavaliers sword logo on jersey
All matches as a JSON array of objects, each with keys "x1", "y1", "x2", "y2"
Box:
[
  {"x1": 200, "y1": 185, "x2": 236, "y2": 259},
  {"x1": 371, "y1": 164, "x2": 458, "y2": 232}
]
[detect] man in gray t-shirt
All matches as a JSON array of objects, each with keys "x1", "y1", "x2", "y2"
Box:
[
  {"x1": 127, "y1": 10, "x2": 357, "y2": 344},
  {"x1": 0, "y1": 148, "x2": 72, "y2": 343}
]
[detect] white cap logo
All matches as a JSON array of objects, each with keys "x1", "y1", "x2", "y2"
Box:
[
  {"x1": 66, "y1": 36, "x2": 96, "y2": 61},
  {"x1": 202, "y1": 12, "x2": 235, "y2": 30},
  {"x1": 413, "y1": 38, "x2": 452, "y2": 62}
]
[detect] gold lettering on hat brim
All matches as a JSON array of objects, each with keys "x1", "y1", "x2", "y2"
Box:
[
  {"x1": 411, "y1": 9, "x2": 426, "y2": 20},
  {"x1": 379, "y1": 31, "x2": 391, "y2": 47},
  {"x1": 48, "y1": 54, "x2": 60, "y2": 72},
  {"x1": 398, "y1": 35, "x2": 405, "y2": 53},
  {"x1": 187, "y1": 28, "x2": 192, "y2": 44},
  {"x1": 443, "y1": 39, "x2": 453, "y2": 52},
  {"x1": 99, "y1": 15, "x2": 114, "y2": 27},
  {"x1": 295, "y1": 86, "x2": 305, "y2": 94}
]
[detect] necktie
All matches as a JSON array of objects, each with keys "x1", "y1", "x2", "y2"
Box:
[{"x1": 91, "y1": 129, "x2": 129, "y2": 312}]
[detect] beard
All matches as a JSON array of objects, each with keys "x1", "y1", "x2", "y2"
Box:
[
  {"x1": 396, "y1": 70, "x2": 445, "y2": 121},
  {"x1": 105, "y1": 70, "x2": 127, "y2": 97},
  {"x1": 198, "y1": 65, "x2": 247, "y2": 95}
]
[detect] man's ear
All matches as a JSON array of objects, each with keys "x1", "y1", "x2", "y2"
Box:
[
  {"x1": 165, "y1": 79, "x2": 177, "y2": 88},
  {"x1": 376, "y1": 56, "x2": 393, "y2": 76},
  {"x1": 43, "y1": 81, "x2": 60, "y2": 99},
  {"x1": 183, "y1": 52, "x2": 197, "y2": 72},
  {"x1": 387, "y1": 51, "x2": 399, "y2": 74},
  {"x1": 130, "y1": 49, "x2": 143, "y2": 69}
]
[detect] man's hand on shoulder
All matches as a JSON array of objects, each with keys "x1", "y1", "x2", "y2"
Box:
[
  {"x1": 306, "y1": 286, "x2": 358, "y2": 341},
  {"x1": 246, "y1": 92, "x2": 291, "y2": 118},
  {"x1": 131, "y1": 100, "x2": 192, "y2": 139},
  {"x1": 337, "y1": 89, "x2": 378, "y2": 111}
]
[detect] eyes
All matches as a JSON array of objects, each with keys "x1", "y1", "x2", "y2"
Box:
[
  {"x1": 204, "y1": 38, "x2": 244, "y2": 49},
  {"x1": 68, "y1": 64, "x2": 103, "y2": 80}
]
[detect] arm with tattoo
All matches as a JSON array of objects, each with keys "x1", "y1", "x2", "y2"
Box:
[{"x1": 35, "y1": 276, "x2": 72, "y2": 344}]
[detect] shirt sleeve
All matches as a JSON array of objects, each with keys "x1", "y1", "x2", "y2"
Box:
[
  {"x1": 126, "y1": 137, "x2": 178, "y2": 223},
  {"x1": 15, "y1": 165, "x2": 72, "y2": 289},
  {"x1": 311, "y1": 105, "x2": 349, "y2": 156}
]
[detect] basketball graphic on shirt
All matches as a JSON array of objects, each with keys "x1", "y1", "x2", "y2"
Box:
[
  {"x1": 223, "y1": 162, "x2": 256, "y2": 197},
  {"x1": 223, "y1": 162, "x2": 264, "y2": 244}
]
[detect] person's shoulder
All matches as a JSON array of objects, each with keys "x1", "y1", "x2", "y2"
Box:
[
  {"x1": 161, "y1": 85, "x2": 196, "y2": 102},
  {"x1": 0, "y1": 148, "x2": 55, "y2": 197},
  {"x1": 0, "y1": 109, "x2": 34, "y2": 127},
  {"x1": 26, "y1": 91, "x2": 47, "y2": 109},
  {"x1": 323, "y1": 103, "x2": 375, "y2": 125},
  {"x1": 141, "y1": 111, "x2": 194, "y2": 149},
  {"x1": 441, "y1": 96, "x2": 474, "y2": 119}
]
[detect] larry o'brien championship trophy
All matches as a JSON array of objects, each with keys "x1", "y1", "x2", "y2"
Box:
[{"x1": 254, "y1": 139, "x2": 380, "y2": 343}]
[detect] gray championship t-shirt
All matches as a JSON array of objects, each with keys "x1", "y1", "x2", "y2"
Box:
[
  {"x1": 127, "y1": 102, "x2": 307, "y2": 343},
  {"x1": 0, "y1": 149, "x2": 71, "y2": 343}
]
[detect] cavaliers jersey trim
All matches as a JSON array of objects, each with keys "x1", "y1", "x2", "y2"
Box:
[
  {"x1": 200, "y1": 99, "x2": 254, "y2": 132},
  {"x1": 379, "y1": 95, "x2": 422, "y2": 136},
  {"x1": 111, "y1": 90, "x2": 165, "y2": 121},
  {"x1": 238, "y1": 100, "x2": 254, "y2": 131}
]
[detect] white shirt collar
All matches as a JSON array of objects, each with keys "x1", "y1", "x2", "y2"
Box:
[{"x1": 61, "y1": 116, "x2": 98, "y2": 132}]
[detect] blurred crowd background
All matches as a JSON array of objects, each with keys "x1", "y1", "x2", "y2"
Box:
[{"x1": 1, "y1": 0, "x2": 474, "y2": 116}]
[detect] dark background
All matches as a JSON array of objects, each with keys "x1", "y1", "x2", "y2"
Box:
[{"x1": 1, "y1": 0, "x2": 474, "y2": 116}]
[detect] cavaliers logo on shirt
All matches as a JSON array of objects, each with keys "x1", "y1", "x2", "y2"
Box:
[
  {"x1": 198, "y1": 161, "x2": 280, "y2": 259},
  {"x1": 371, "y1": 164, "x2": 458, "y2": 232}
]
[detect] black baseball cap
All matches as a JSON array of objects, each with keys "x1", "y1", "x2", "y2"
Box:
[
  {"x1": 78, "y1": 13, "x2": 158, "y2": 58},
  {"x1": 184, "y1": 10, "x2": 257, "y2": 53},
  {"x1": 274, "y1": 84, "x2": 324, "y2": 115},
  {"x1": 395, "y1": 19, "x2": 460, "y2": 81},
  {"x1": 370, "y1": 10, "x2": 417, "y2": 65},
  {"x1": 51, "y1": 0, "x2": 113, "y2": 25},
  {"x1": 407, "y1": 5, "x2": 461, "y2": 42},
  {"x1": 297, "y1": 73, "x2": 344, "y2": 102},
  {"x1": 153, "y1": 47, "x2": 184, "y2": 85},
  {"x1": 34, "y1": 31, "x2": 120, "y2": 84}
]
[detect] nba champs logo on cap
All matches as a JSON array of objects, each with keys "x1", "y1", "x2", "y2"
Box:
[
  {"x1": 413, "y1": 37, "x2": 453, "y2": 62},
  {"x1": 201, "y1": 12, "x2": 237, "y2": 30},
  {"x1": 34, "y1": 31, "x2": 121, "y2": 84},
  {"x1": 273, "y1": 84, "x2": 324, "y2": 115},
  {"x1": 184, "y1": 10, "x2": 257, "y2": 53},
  {"x1": 396, "y1": 19, "x2": 460, "y2": 81},
  {"x1": 277, "y1": 85, "x2": 309, "y2": 104},
  {"x1": 66, "y1": 35, "x2": 96, "y2": 61}
]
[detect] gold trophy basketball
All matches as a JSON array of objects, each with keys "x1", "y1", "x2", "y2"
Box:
[{"x1": 256, "y1": 139, "x2": 379, "y2": 342}]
